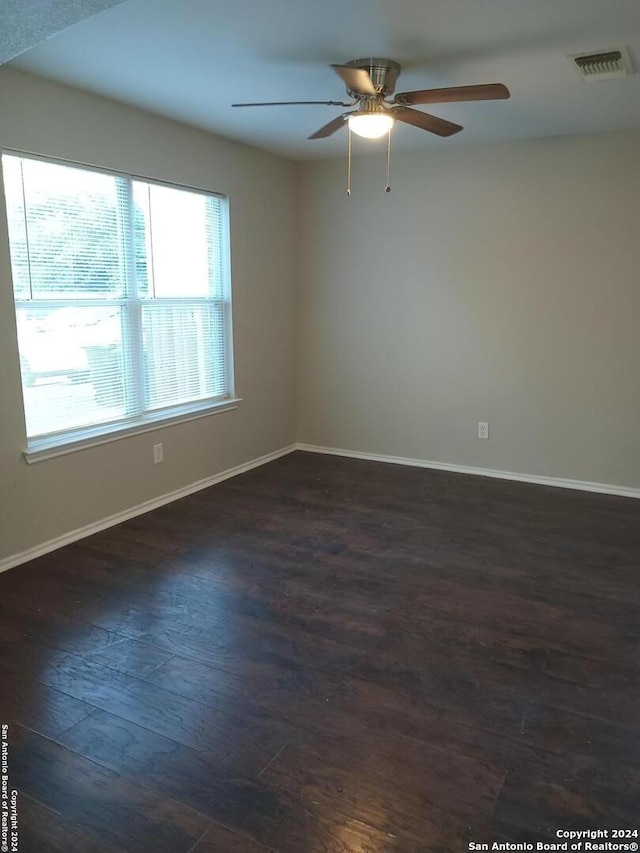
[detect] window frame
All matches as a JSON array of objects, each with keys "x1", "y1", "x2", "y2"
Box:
[{"x1": 1, "y1": 150, "x2": 238, "y2": 463}]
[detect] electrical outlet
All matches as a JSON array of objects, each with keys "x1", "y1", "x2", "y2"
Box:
[
  {"x1": 153, "y1": 443, "x2": 164, "y2": 464},
  {"x1": 477, "y1": 422, "x2": 489, "y2": 440}
]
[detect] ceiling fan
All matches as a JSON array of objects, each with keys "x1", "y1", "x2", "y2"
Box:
[{"x1": 232, "y1": 57, "x2": 510, "y2": 140}]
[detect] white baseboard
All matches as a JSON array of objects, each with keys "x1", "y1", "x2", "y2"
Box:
[
  {"x1": 296, "y1": 443, "x2": 640, "y2": 500},
  {"x1": 0, "y1": 444, "x2": 297, "y2": 575},
  {"x1": 4, "y1": 440, "x2": 637, "y2": 575}
]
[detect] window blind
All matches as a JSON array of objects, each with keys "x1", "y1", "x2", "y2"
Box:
[{"x1": 2, "y1": 153, "x2": 233, "y2": 450}]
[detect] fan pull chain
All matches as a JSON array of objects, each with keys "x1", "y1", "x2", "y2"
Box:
[
  {"x1": 385, "y1": 127, "x2": 392, "y2": 193},
  {"x1": 346, "y1": 126, "x2": 352, "y2": 196}
]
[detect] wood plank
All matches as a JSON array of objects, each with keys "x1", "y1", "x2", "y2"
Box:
[
  {"x1": 14, "y1": 794, "x2": 123, "y2": 853},
  {"x1": 58, "y1": 709, "x2": 293, "y2": 834},
  {"x1": 86, "y1": 637, "x2": 175, "y2": 678},
  {"x1": 144, "y1": 651, "x2": 340, "y2": 722},
  {"x1": 0, "y1": 605, "x2": 130, "y2": 656},
  {"x1": 544, "y1": 650, "x2": 640, "y2": 683},
  {"x1": 328, "y1": 672, "x2": 531, "y2": 742},
  {"x1": 522, "y1": 701, "x2": 640, "y2": 767},
  {"x1": 9, "y1": 725, "x2": 210, "y2": 853},
  {"x1": 69, "y1": 594, "x2": 197, "y2": 639},
  {"x1": 58, "y1": 710, "x2": 426, "y2": 852},
  {"x1": 494, "y1": 769, "x2": 639, "y2": 833},
  {"x1": 33, "y1": 650, "x2": 293, "y2": 774},
  {"x1": 191, "y1": 822, "x2": 275, "y2": 852},
  {"x1": 261, "y1": 730, "x2": 506, "y2": 829},
  {"x1": 0, "y1": 672, "x2": 96, "y2": 738},
  {"x1": 37, "y1": 565, "x2": 229, "y2": 631},
  {"x1": 137, "y1": 614, "x2": 376, "y2": 679},
  {"x1": 537, "y1": 672, "x2": 640, "y2": 729}
]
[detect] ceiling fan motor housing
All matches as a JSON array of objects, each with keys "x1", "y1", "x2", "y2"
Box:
[{"x1": 345, "y1": 58, "x2": 401, "y2": 96}]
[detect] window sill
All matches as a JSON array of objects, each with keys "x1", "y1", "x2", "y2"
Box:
[{"x1": 23, "y1": 398, "x2": 241, "y2": 464}]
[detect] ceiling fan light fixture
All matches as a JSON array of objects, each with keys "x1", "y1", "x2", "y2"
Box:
[{"x1": 347, "y1": 113, "x2": 394, "y2": 138}]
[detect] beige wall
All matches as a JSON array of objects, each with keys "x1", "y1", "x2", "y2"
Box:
[
  {"x1": 297, "y1": 132, "x2": 640, "y2": 488},
  {"x1": 0, "y1": 68, "x2": 298, "y2": 563}
]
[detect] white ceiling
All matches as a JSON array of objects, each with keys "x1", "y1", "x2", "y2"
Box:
[
  {"x1": 8, "y1": 0, "x2": 640, "y2": 160},
  {"x1": 0, "y1": 0, "x2": 127, "y2": 64}
]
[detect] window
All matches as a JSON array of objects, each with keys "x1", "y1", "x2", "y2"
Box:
[{"x1": 2, "y1": 153, "x2": 234, "y2": 457}]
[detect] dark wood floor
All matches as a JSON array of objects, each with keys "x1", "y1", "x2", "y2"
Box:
[{"x1": 1, "y1": 451, "x2": 639, "y2": 852}]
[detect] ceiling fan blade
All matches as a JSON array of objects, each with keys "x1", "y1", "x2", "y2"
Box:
[
  {"x1": 308, "y1": 113, "x2": 350, "y2": 139},
  {"x1": 232, "y1": 100, "x2": 353, "y2": 107},
  {"x1": 331, "y1": 64, "x2": 377, "y2": 96},
  {"x1": 392, "y1": 107, "x2": 463, "y2": 137},
  {"x1": 395, "y1": 83, "x2": 510, "y2": 106}
]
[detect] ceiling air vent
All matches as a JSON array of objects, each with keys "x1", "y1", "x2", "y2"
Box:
[{"x1": 570, "y1": 47, "x2": 633, "y2": 80}]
